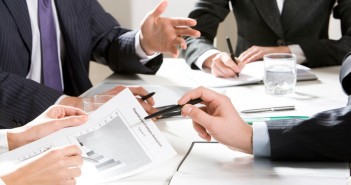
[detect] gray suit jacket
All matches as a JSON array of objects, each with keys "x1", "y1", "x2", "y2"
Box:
[
  {"x1": 182, "y1": 0, "x2": 351, "y2": 68},
  {"x1": 267, "y1": 53, "x2": 351, "y2": 161},
  {"x1": 0, "y1": 0, "x2": 163, "y2": 128}
]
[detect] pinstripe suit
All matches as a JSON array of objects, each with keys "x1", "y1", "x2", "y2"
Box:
[
  {"x1": 266, "y1": 53, "x2": 351, "y2": 161},
  {"x1": 182, "y1": 0, "x2": 351, "y2": 68},
  {"x1": 0, "y1": 0, "x2": 163, "y2": 128}
]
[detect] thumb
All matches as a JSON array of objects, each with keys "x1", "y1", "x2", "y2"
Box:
[
  {"x1": 151, "y1": 0, "x2": 167, "y2": 18},
  {"x1": 182, "y1": 104, "x2": 213, "y2": 129}
]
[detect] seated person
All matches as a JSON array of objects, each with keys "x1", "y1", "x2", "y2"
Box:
[
  {"x1": 177, "y1": 53, "x2": 351, "y2": 161},
  {"x1": 0, "y1": 0, "x2": 200, "y2": 128},
  {"x1": 182, "y1": 0, "x2": 351, "y2": 77},
  {"x1": 0, "y1": 105, "x2": 88, "y2": 185}
]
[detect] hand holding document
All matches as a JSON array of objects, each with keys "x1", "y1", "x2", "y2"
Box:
[{"x1": 0, "y1": 89, "x2": 176, "y2": 184}]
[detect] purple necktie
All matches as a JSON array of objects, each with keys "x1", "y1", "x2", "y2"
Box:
[{"x1": 38, "y1": 0, "x2": 62, "y2": 91}]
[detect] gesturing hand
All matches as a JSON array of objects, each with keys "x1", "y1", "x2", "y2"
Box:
[{"x1": 139, "y1": 0, "x2": 201, "y2": 57}]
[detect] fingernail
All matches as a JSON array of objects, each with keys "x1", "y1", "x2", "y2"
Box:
[{"x1": 183, "y1": 106, "x2": 192, "y2": 115}]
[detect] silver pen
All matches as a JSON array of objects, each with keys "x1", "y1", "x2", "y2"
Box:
[{"x1": 241, "y1": 105, "x2": 295, "y2": 113}]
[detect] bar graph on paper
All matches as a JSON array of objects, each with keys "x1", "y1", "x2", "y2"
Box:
[{"x1": 71, "y1": 109, "x2": 151, "y2": 174}]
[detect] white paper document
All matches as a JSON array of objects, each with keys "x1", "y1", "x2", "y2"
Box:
[
  {"x1": 186, "y1": 62, "x2": 317, "y2": 88},
  {"x1": 169, "y1": 142, "x2": 349, "y2": 185},
  {"x1": 0, "y1": 89, "x2": 176, "y2": 184}
]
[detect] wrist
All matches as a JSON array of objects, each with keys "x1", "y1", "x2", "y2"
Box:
[
  {"x1": 59, "y1": 96, "x2": 83, "y2": 109},
  {"x1": 7, "y1": 129, "x2": 28, "y2": 151},
  {"x1": 139, "y1": 32, "x2": 156, "y2": 56}
]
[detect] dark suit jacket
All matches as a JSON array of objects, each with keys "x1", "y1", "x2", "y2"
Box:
[
  {"x1": 182, "y1": 0, "x2": 351, "y2": 68},
  {"x1": 0, "y1": 0, "x2": 163, "y2": 128},
  {"x1": 267, "y1": 53, "x2": 351, "y2": 161}
]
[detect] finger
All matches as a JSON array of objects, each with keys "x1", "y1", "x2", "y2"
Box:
[
  {"x1": 66, "y1": 167, "x2": 82, "y2": 179},
  {"x1": 178, "y1": 86, "x2": 220, "y2": 105},
  {"x1": 59, "y1": 145, "x2": 82, "y2": 157},
  {"x1": 174, "y1": 27, "x2": 201, "y2": 38},
  {"x1": 138, "y1": 99, "x2": 158, "y2": 114},
  {"x1": 64, "y1": 178, "x2": 77, "y2": 185},
  {"x1": 169, "y1": 18, "x2": 197, "y2": 27},
  {"x1": 245, "y1": 52, "x2": 263, "y2": 63},
  {"x1": 51, "y1": 115, "x2": 88, "y2": 130},
  {"x1": 151, "y1": 0, "x2": 168, "y2": 18},
  {"x1": 192, "y1": 122, "x2": 211, "y2": 141},
  {"x1": 239, "y1": 47, "x2": 258, "y2": 63},
  {"x1": 130, "y1": 87, "x2": 155, "y2": 106},
  {"x1": 47, "y1": 105, "x2": 87, "y2": 119},
  {"x1": 212, "y1": 59, "x2": 237, "y2": 78},
  {"x1": 182, "y1": 104, "x2": 215, "y2": 133},
  {"x1": 172, "y1": 37, "x2": 187, "y2": 50},
  {"x1": 103, "y1": 86, "x2": 126, "y2": 95},
  {"x1": 64, "y1": 156, "x2": 84, "y2": 168}
]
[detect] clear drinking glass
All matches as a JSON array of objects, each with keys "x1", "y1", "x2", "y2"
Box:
[
  {"x1": 263, "y1": 53, "x2": 297, "y2": 95},
  {"x1": 82, "y1": 95, "x2": 114, "y2": 113}
]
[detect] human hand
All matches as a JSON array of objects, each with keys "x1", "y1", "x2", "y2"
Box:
[
  {"x1": 238, "y1": 46, "x2": 290, "y2": 63},
  {"x1": 7, "y1": 105, "x2": 88, "y2": 150},
  {"x1": 101, "y1": 86, "x2": 158, "y2": 115},
  {"x1": 139, "y1": 0, "x2": 201, "y2": 57},
  {"x1": 2, "y1": 145, "x2": 83, "y2": 185},
  {"x1": 178, "y1": 87, "x2": 253, "y2": 154},
  {"x1": 203, "y1": 52, "x2": 245, "y2": 78}
]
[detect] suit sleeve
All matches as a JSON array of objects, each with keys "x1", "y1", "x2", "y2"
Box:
[
  {"x1": 299, "y1": 0, "x2": 351, "y2": 67},
  {"x1": 89, "y1": 0, "x2": 162, "y2": 74},
  {"x1": 0, "y1": 70, "x2": 62, "y2": 129},
  {"x1": 267, "y1": 106, "x2": 351, "y2": 161},
  {"x1": 181, "y1": 0, "x2": 230, "y2": 69}
]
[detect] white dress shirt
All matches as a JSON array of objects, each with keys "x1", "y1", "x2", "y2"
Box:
[{"x1": 194, "y1": 0, "x2": 306, "y2": 70}]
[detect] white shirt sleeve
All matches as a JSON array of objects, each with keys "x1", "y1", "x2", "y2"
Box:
[
  {"x1": 252, "y1": 122, "x2": 271, "y2": 157},
  {"x1": 194, "y1": 49, "x2": 221, "y2": 70},
  {"x1": 0, "y1": 178, "x2": 6, "y2": 185},
  {"x1": 134, "y1": 31, "x2": 160, "y2": 65},
  {"x1": 0, "y1": 130, "x2": 9, "y2": 154},
  {"x1": 288, "y1": 44, "x2": 306, "y2": 64}
]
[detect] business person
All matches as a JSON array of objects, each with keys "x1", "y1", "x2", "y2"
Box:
[
  {"x1": 182, "y1": 0, "x2": 351, "y2": 77},
  {"x1": 178, "y1": 53, "x2": 351, "y2": 161},
  {"x1": 0, "y1": 105, "x2": 88, "y2": 185},
  {"x1": 0, "y1": 0, "x2": 200, "y2": 128}
]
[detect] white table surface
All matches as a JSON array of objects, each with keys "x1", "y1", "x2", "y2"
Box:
[{"x1": 84, "y1": 58, "x2": 349, "y2": 185}]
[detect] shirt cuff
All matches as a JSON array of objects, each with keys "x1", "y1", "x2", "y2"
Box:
[
  {"x1": 288, "y1": 45, "x2": 306, "y2": 64},
  {"x1": 194, "y1": 49, "x2": 220, "y2": 70},
  {"x1": 252, "y1": 122, "x2": 271, "y2": 157},
  {"x1": 0, "y1": 130, "x2": 9, "y2": 154},
  {"x1": 135, "y1": 31, "x2": 160, "y2": 65}
]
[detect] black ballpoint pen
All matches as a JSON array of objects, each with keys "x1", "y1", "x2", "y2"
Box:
[
  {"x1": 144, "y1": 98, "x2": 203, "y2": 120},
  {"x1": 226, "y1": 36, "x2": 239, "y2": 77},
  {"x1": 141, "y1": 92, "x2": 155, "y2": 101}
]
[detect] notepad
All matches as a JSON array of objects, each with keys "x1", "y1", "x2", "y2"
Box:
[
  {"x1": 186, "y1": 61, "x2": 317, "y2": 88},
  {"x1": 169, "y1": 142, "x2": 349, "y2": 185}
]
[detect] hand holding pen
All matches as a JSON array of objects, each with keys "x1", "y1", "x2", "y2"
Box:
[{"x1": 226, "y1": 37, "x2": 240, "y2": 77}]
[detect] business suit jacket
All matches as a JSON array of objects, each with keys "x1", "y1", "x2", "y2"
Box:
[
  {"x1": 0, "y1": 0, "x2": 163, "y2": 128},
  {"x1": 267, "y1": 53, "x2": 351, "y2": 161},
  {"x1": 182, "y1": 0, "x2": 351, "y2": 68}
]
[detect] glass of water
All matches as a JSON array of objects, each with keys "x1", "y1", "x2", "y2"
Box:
[
  {"x1": 263, "y1": 53, "x2": 296, "y2": 95},
  {"x1": 82, "y1": 95, "x2": 114, "y2": 113}
]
